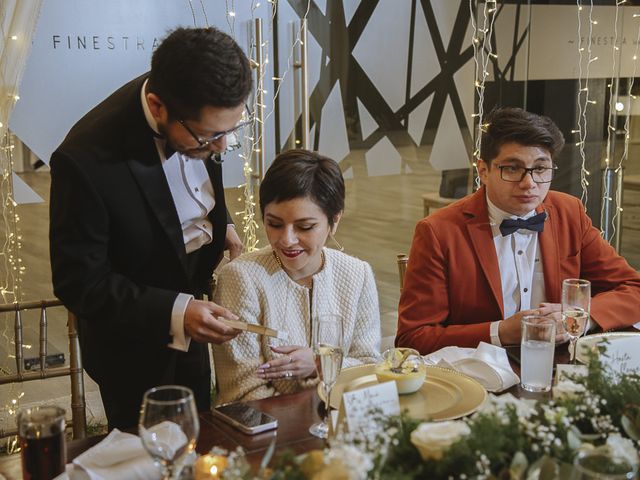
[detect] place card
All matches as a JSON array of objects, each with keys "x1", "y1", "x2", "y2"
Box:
[{"x1": 341, "y1": 381, "x2": 401, "y2": 432}]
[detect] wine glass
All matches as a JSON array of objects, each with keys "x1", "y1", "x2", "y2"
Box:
[
  {"x1": 309, "y1": 314, "x2": 344, "y2": 439},
  {"x1": 562, "y1": 278, "x2": 591, "y2": 364},
  {"x1": 139, "y1": 385, "x2": 200, "y2": 480}
]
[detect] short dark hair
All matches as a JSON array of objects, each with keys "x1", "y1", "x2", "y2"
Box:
[
  {"x1": 259, "y1": 150, "x2": 345, "y2": 227},
  {"x1": 148, "y1": 27, "x2": 252, "y2": 121},
  {"x1": 480, "y1": 107, "x2": 565, "y2": 165}
]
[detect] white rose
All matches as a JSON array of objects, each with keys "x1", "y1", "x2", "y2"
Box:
[
  {"x1": 553, "y1": 379, "x2": 586, "y2": 400},
  {"x1": 410, "y1": 421, "x2": 471, "y2": 460},
  {"x1": 606, "y1": 434, "x2": 639, "y2": 468}
]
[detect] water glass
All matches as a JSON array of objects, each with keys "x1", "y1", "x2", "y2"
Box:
[
  {"x1": 139, "y1": 385, "x2": 200, "y2": 480},
  {"x1": 520, "y1": 315, "x2": 556, "y2": 393},
  {"x1": 18, "y1": 405, "x2": 66, "y2": 480},
  {"x1": 572, "y1": 447, "x2": 638, "y2": 479},
  {"x1": 309, "y1": 314, "x2": 344, "y2": 439},
  {"x1": 562, "y1": 278, "x2": 591, "y2": 364}
]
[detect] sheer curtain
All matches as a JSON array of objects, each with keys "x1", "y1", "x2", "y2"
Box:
[
  {"x1": 1, "y1": 1, "x2": 42, "y2": 134},
  {"x1": 0, "y1": 1, "x2": 42, "y2": 303}
]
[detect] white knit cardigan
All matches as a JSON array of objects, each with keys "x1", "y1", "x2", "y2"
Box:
[{"x1": 212, "y1": 246, "x2": 381, "y2": 405}]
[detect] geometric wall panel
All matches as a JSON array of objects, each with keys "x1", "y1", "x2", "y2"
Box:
[
  {"x1": 411, "y1": 1, "x2": 439, "y2": 98},
  {"x1": 352, "y1": 1, "x2": 412, "y2": 112},
  {"x1": 430, "y1": 97, "x2": 471, "y2": 171},
  {"x1": 318, "y1": 82, "x2": 350, "y2": 162},
  {"x1": 366, "y1": 136, "x2": 402, "y2": 177},
  {"x1": 357, "y1": 98, "x2": 379, "y2": 140},
  {"x1": 408, "y1": 95, "x2": 433, "y2": 146}
]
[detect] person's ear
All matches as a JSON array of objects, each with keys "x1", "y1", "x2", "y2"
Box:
[
  {"x1": 146, "y1": 93, "x2": 169, "y2": 123},
  {"x1": 477, "y1": 159, "x2": 490, "y2": 185}
]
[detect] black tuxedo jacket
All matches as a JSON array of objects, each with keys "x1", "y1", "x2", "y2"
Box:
[{"x1": 49, "y1": 75, "x2": 227, "y2": 394}]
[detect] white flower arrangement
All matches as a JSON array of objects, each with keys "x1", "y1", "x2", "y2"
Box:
[{"x1": 223, "y1": 347, "x2": 639, "y2": 479}]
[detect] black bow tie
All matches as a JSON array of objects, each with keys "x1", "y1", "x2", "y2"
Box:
[{"x1": 499, "y1": 211, "x2": 547, "y2": 236}]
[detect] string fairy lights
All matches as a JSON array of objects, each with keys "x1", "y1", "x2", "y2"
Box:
[
  {"x1": 233, "y1": 0, "x2": 275, "y2": 253},
  {"x1": 609, "y1": 9, "x2": 640, "y2": 245},
  {"x1": 469, "y1": 0, "x2": 499, "y2": 188},
  {"x1": 0, "y1": 0, "x2": 41, "y2": 447},
  {"x1": 574, "y1": 0, "x2": 598, "y2": 208},
  {"x1": 224, "y1": 0, "x2": 312, "y2": 252},
  {"x1": 601, "y1": 0, "x2": 625, "y2": 241}
]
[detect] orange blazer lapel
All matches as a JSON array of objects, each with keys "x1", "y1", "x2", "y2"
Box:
[
  {"x1": 464, "y1": 189, "x2": 505, "y2": 318},
  {"x1": 538, "y1": 201, "x2": 560, "y2": 303}
]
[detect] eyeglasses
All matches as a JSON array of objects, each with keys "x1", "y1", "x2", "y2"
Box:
[
  {"x1": 497, "y1": 164, "x2": 558, "y2": 184},
  {"x1": 178, "y1": 104, "x2": 253, "y2": 148}
]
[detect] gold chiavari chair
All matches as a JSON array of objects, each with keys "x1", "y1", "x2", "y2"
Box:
[
  {"x1": 0, "y1": 299, "x2": 87, "y2": 439},
  {"x1": 397, "y1": 254, "x2": 409, "y2": 292}
]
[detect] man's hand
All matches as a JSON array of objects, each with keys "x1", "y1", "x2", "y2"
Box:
[
  {"x1": 498, "y1": 308, "x2": 541, "y2": 345},
  {"x1": 225, "y1": 225, "x2": 243, "y2": 260},
  {"x1": 499, "y1": 304, "x2": 570, "y2": 345},
  {"x1": 538, "y1": 302, "x2": 570, "y2": 343},
  {"x1": 183, "y1": 299, "x2": 240, "y2": 344}
]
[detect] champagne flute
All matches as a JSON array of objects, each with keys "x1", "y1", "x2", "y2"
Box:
[
  {"x1": 562, "y1": 278, "x2": 591, "y2": 364},
  {"x1": 309, "y1": 314, "x2": 344, "y2": 439},
  {"x1": 139, "y1": 385, "x2": 200, "y2": 480}
]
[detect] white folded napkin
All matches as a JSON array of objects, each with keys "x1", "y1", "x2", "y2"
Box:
[
  {"x1": 71, "y1": 428, "x2": 159, "y2": 480},
  {"x1": 423, "y1": 342, "x2": 520, "y2": 392}
]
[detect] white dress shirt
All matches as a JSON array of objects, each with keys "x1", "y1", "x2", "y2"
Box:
[
  {"x1": 140, "y1": 80, "x2": 216, "y2": 352},
  {"x1": 487, "y1": 196, "x2": 546, "y2": 346}
]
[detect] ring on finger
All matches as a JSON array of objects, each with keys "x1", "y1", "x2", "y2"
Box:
[{"x1": 284, "y1": 371, "x2": 292, "y2": 378}]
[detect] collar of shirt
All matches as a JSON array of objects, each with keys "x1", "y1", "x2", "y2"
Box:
[{"x1": 485, "y1": 192, "x2": 545, "y2": 318}]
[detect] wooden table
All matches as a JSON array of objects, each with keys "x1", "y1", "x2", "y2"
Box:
[
  {"x1": 0, "y1": 389, "x2": 325, "y2": 479},
  {"x1": 0, "y1": 344, "x2": 574, "y2": 479}
]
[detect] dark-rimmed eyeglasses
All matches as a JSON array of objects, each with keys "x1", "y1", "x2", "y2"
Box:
[
  {"x1": 178, "y1": 104, "x2": 253, "y2": 148},
  {"x1": 497, "y1": 164, "x2": 558, "y2": 184}
]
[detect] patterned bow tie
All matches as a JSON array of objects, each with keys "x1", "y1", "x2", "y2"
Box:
[{"x1": 499, "y1": 211, "x2": 547, "y2": 236}]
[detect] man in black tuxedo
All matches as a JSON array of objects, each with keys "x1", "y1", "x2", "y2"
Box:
[{"x1": 49, "y1": 27, "x2": 252, "y2": 429}]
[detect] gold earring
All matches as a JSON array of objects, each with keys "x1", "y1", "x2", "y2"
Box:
[{"x1": 329, "y1": 232, "x2": 344, "y2": 252}]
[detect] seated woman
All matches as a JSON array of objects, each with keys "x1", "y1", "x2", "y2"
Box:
[{"x1": 213, "y1": 149, "x2": 381, "y2": 404}]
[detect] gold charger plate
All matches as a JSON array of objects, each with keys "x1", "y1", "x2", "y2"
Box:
[
  {"x1": 576, "y1": 332, "x2": 640, "y2": 367},
  {"x1": 318, "y1": 364, "x2": 487, "y2": 421}
]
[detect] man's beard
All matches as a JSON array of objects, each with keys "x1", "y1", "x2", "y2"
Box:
[{"x1": 157, "y1": 123, "x2": 213, "y2": 161}]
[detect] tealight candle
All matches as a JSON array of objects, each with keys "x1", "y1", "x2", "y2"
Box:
[{"x1": 194, "y1": 454, "x2": 228, "y2": 480}]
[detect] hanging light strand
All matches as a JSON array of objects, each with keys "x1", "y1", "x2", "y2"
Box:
[
  {"x1": 235, "y1": 0, "x2": 270, "y2": 253},
  {"x1": 600, "y1": 1, "x2": 624, "y2": 233},
  {"x1": 469, "y1": 0, "x2": 498, "y2": 188},
  {"x1": 234, "y1": 0, "x2": 311, "y2": 252},
  {"x1": 187, "y1": 0, "x2": 198, "y2": 26},
  {"x1": 574, "y1": 0, "x2": 597, "y2": 209},
  {"x1": 610, "y1": 11, "x2": 640, "y2": 241}
]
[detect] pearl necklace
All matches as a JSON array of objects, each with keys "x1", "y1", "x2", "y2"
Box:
[{"x1": 272, "y1": 250, "x2": 325, "y2": 288}]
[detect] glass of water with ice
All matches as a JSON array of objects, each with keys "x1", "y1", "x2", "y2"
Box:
[{"x1": 520, "y1": 315, "x2": 556, "y2": 393}]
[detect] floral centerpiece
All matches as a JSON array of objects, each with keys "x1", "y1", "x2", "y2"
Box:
[{"x1": 214, "y1": 345, "x2": 640, "y2": 479}]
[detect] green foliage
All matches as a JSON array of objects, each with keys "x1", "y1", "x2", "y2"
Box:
[
  {"x1": 268, "y1": 450, "x2": 308, "y2": 480},
  {"x1": 228, "y1": 346, "x2": 640, "y2": 479}
]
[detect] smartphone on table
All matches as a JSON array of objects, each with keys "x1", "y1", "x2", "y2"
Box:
[{"x1": 212, "y1": 402, "x2": 278, "y2": 435}]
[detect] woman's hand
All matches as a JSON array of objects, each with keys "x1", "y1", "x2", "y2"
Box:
[{"x1": 256, "y1": 345, "x2": 317, "y2": 380}]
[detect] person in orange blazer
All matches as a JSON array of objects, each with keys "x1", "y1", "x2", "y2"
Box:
[{"x1": 397, "y1": 107, "x2": 640, "y2": 355}]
